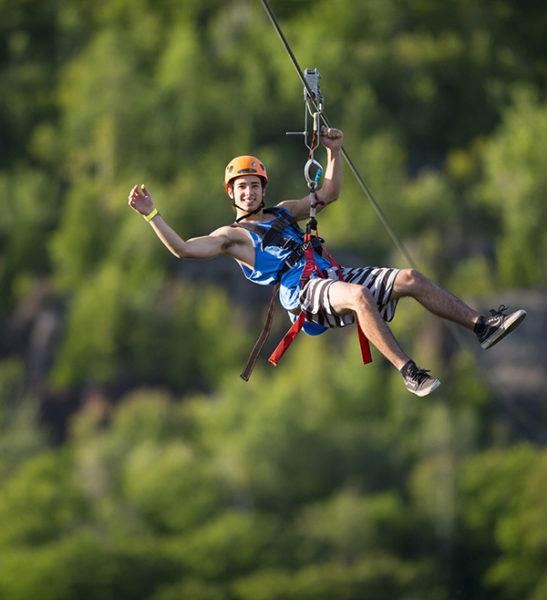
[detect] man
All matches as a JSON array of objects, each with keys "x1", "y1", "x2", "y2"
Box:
[{"x1": 128, "y1": 127, "x2": 526, "y2": 396}]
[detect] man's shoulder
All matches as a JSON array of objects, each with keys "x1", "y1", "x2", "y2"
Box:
[
  {"x1": 211, "y1": 224, "x2": 247, "y2": 238},
  {"x1": 275, "y1": 199, "x2": 309, "y2": 222},
  {"x1": 212, "y1": 224, "x2": 260, "y2": 251},
  {"x1": 205, "y1": 224, "x2": 253, "y2": 257},
  {"x1": 271, "y1": 204, "x2": 293, "y2": 217}
]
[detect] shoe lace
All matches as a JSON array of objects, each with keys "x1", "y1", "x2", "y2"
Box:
[
  {"x1": 489, "y1": 304, "x2": 509, "y2": 317},
  {"x1": 408, "y1": 363, "x2": 432, "y2": 384}
]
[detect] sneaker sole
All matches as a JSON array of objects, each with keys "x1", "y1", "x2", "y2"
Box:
[
  {"x1": 480, "y1": 309, "x2": 527, "y2": 350},
  {"x1": 409, "y1": 378, "x2": 441, "y2": 397}
]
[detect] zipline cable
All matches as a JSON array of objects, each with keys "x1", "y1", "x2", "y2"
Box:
[{"x1": 260, "y1": 0, "x2": 417, "y2": 269}]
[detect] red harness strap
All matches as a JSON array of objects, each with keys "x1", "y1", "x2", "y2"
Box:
[
  {"x1": 267, "y1": 311, "x2": 306, "y2": 366},
  {"x1": 269, "y1": 229, "x2": 372, "y2": 367}
]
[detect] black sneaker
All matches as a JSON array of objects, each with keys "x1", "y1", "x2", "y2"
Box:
[
  {"x1": 400, "y1": 360, "x2": 441, "y2": 397},
  {"x1": 475, "y1": 305, "x2": 527, "y2": 350}
]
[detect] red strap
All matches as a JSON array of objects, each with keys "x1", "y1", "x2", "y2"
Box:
[
  {"x1": 322, "y1": 246, "x2": 343, "y2": 280},
  {"x1": 311, "y1": 230, "x2": 372, "y2": 364},
  {"x1": 357, "y1": 323, "x2": 373, "y2": 364},
  {"x1": 269, "y1": 230, "x2": 373, "y2": 368},
  {"x1": 268, "y1": 311, "x2": 305, "y2": 366},
  {"x1": 268, "y1": 233, "x2": 317, "y2": 367},
  {"x1": 267, "y1": 232, "x2": 326, "y2": 368},
  {"x1": 317, "y1": 233, "x2": 372, "y2": 364},
  {"x1": 300, "y1": 232, "x2": 324, "y2": 283},
  {"x1": 255, "y1": 226, "x2": 372, "y2": 373}
]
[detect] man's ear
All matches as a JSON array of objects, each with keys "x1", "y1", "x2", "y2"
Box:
[{"x1": 227, "y1": 184, "x2": 234, "y2": 200}]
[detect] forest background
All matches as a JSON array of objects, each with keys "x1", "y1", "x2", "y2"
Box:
[{"x1": 0, "y1": 0, "x2": 546, "y2": 598}]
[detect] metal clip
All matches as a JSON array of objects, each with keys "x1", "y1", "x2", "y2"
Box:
[
  {"x1": 304, "y1": 68, "x2": 324, "y2": 113},
  {"x1": 304, "y1": 159, "x2": 324, "y2": 190},
  {"x1": 287, "y1": 68, "x2": 325, "y2": 151}
]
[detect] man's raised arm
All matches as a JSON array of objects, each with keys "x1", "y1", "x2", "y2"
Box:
[
  {"x1": 277, "y1": 127, "x2": 343, "y2": 221},
  {"x1": 128, "y1": 184, "x2": 235, "y2": 260}
]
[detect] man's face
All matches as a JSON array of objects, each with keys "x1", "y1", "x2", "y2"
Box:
[{"x1": 230, "y1": 175, "x2": 264, "y2": 210}]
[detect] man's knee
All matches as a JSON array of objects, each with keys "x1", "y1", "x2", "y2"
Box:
[
  {"x1": 393, "y1": 268, "x2": 427, "y2": 297},
  {"x1": 330, "y1": 281, "x2": 376, "y2": 314},
  {"x1": 351, "y1": 284, "x2": 377, "y2": 310}
]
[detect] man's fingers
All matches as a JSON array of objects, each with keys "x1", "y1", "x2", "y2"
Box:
[
  {"x1": 128, "y1": 184, "x2": 150, "y2": 200},
  {"x1": 319, "y1": 127, "x2": 342, "y2": 138}
]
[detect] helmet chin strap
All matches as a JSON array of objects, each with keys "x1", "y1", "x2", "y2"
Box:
[{"x1": 233, "y1": 200, "x2": 265, "y2": 223}]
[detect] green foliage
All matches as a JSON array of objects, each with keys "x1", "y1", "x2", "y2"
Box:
[
  {"x1": 0, "y1": 376, "x2": 544, "y2": 599},
  {"x1": 0, "y1": 360, "x2": 48, "y2": 488},
  {"x1": 459, "y1": 445, "x2": 547, "y2": 600},
  {"x1": 122, "y1": 440, "x2": 222, "y2": 534},
  {"x1": 231, "y1": 556, "x2": 440, "y2": 600},
  {"x1": 0, "y1": 533, "x2": 181, "y2": 600},
  {"x1": 0, "y1": 1, "x2": 546, "y2": 598},
  {"x1": 152, "y1": 578, "x2": 227, "y2": 600},
  {"x1": 295, "y1": 488, "x2": 409, "y2": 562},
  {"x1": 49, "y1": 180, "x2": 114, "y2": 291},
  {"x1": 167, "y1": 509, "x2": 285, "y2": 580},
  {"x1": 50, "y1": 262, "x2": 127, "y2": 386},
  {"x1": 0, "y1": 168, "x2": 58, "y2": 314},
  {"x1": 477, "y1": 89, "x2": 547, "y2": 287},
  {"x1": 0, "y1": 450, "x2": 89, "y2": 546}
]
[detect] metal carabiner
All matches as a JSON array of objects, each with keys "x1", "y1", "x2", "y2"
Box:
[{"x1": 304, "y1": 158, "x2": 324, "y2": 190}]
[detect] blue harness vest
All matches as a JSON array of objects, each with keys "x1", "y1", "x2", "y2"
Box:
[{"x1": 231, "y1": 206, "x2": 330, "y2": 333}]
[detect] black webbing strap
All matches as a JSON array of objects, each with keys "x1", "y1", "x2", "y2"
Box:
[
  {"x1": 230, "y1": 208, "x2": 305, "y2": 270},
  {"x1": 234, "y1": 220, "x2": 301, "y2": 252},
  {"x1": 240, "y1": 281, "x2": 280, "y2": 381},
  {"x1": 260, "y1": 212, "x2": 302, "y2": 248},
  {"x1": 230, "y1": 207, "x2": 304, "y2": 250}
]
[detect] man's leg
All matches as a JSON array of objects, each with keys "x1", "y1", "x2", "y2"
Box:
[
  {"x1": 391, "y1": 269, "x2": 480, "y2": 329},
  {"x1": 328, "y1": 280, "x2": 409, "y2": 369},
  {"x1": 390, "y1": 269, "x2": 526, "y2": 348},
  {"x1": 327, "y1": 280, "x2": 440, "y2": 396}
]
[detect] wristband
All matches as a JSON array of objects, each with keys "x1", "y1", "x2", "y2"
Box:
[{"x1": 144, "y1": 208, "x2": 158, "y2": 222}]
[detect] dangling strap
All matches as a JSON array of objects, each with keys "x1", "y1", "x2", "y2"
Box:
[
  {"x1": 268, "y1": 311, "x2": 305, "y2": 366},
  {"x1": 318, "y1": 238, "x2": 372, "y2": 364},
  {"x1": 320, "y1": 242, "x2": 372, "y2": 365},
  {"x1": 357, "y1": 321, "x2": 373, "y2": 364},
  {"x1": 240, "y1": 281, "x2": 280, "y2": 381}
]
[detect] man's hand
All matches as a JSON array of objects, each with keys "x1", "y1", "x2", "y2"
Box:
[
  {"x1": 128, "y1": 184, "x2": 155, "y2": 216},
  {"x1": 320, "y1": 127, "x2": 343, "y2": 152}
]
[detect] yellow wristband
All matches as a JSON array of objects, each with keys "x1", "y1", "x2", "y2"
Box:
[{"x1": 144, "y1": 208, "x2": 158, "y2": 222}]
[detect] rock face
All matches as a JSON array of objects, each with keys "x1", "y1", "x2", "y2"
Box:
[
  {"x1": 475, "y1": 289, "x2": 547, "y2": 440},
  {"x1": 477, "y1": 290, "x2": 546, "y2": 396}
]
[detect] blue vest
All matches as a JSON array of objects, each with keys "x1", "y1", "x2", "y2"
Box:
[{"x1": 233, "y1": 206, "x2": 330, "y2": 335}]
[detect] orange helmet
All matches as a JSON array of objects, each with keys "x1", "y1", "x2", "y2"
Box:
[{"x1": 224, "y1": 155, "x2": 268, "y2": 193}]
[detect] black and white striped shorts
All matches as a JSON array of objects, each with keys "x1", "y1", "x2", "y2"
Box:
[{"x1": 299, "y1": 266, "x2": 400, "y2": 329}]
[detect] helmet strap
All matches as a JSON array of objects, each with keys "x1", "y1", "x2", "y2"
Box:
[{"x1": 233, "y1": 200, "x2": 265, "y2": 222}]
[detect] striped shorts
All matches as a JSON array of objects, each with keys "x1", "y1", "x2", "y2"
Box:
[{"x1": 299, "y1": 266, "x2": 400, "y2": 329}]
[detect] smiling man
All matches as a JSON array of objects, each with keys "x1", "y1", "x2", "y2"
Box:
[{"x1": 128, "y1": 127, "x2": 526, "y2": 396}]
